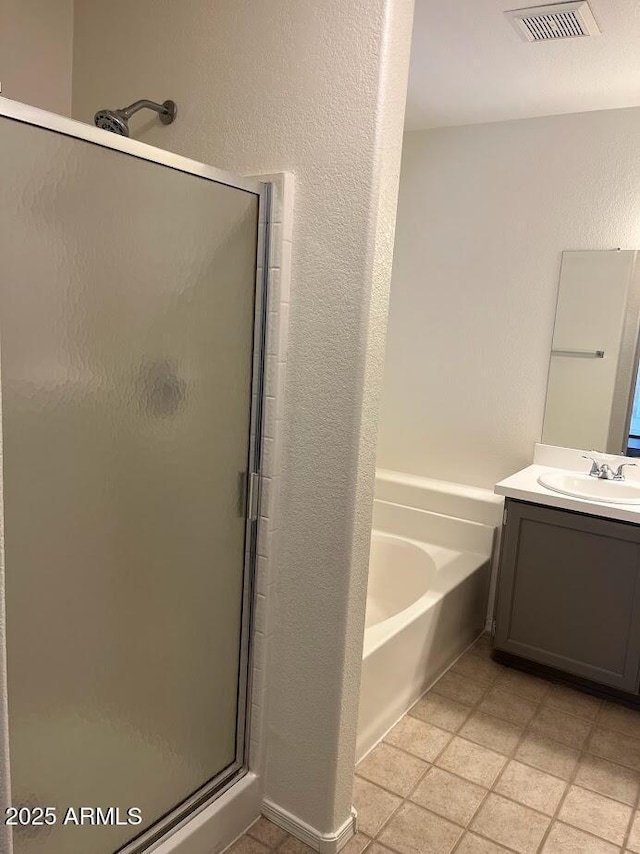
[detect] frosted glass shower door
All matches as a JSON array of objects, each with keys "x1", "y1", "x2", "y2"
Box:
[{"x1": 0, "y1": 109, "x2": 264, "y2": 854}]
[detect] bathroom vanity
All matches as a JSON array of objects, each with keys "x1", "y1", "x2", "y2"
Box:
[
  {"x1": 493, "y1": 452, "x2": 640, "y2": 704},
  {"x1": 491, "y1": 249, "x2": 640, "y2": 702}
]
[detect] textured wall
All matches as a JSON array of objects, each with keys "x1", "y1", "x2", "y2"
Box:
[
  {"x1": 0, "y1": 0, "x2": 73, "y2": 114},
  {"x1": 71, "y1": 0, "x2": 414, "y2": 836},
  {"x1": 377, "y1": 108, "x2": 640, "y2": 489}
]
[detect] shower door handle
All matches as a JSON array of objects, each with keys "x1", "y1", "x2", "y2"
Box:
[{"x1": 247, "y1": 472, "x2": 260, "y2": 522}]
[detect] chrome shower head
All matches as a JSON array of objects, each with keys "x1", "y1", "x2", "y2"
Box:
[
  {"x1": 94, "y1": 109, "x2": 129, "y2": 136},
  {"x1": 94, "y1": 99, "x2": 177, "y2": 137}
]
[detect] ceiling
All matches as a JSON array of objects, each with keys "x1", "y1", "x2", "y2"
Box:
[{"x1": 406, "y1": 0, "x2": 640, "y2": 130}]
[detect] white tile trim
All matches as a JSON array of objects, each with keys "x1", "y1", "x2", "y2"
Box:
[
  {"x1": 234, "y1": 170, "x2": 355, "y2": 854},
  {"x1": 245, "y1": 172, "x2": 293, "y2": 782}
]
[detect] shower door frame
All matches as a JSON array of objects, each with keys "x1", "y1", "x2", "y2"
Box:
[{"x1": 0, "y1": 97, "x2": 270, "y2": 854}]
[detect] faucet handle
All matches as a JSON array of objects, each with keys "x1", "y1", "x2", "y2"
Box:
[
  {"x1": 614, "y1": 463, "x2": 637, "y2": 481},
  {"x1": 582, "y1": 455, "x2": 601, "y2": 477}
]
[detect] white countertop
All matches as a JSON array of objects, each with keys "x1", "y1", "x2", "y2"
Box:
[{"x1": 495, "y1": 464, "x2": 640, "y2": 524}]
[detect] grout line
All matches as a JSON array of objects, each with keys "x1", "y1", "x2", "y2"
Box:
[
  {"x1": 463, "y1": 827, "x2": 523, "y2": 854},
  {"x1": 356, "y1": 675, "x2": 482, "y2": 846},
  {"x1": 376, "y1": 735, "x2": 453, "y2": 764},
  {"x1": 448, "y1": 775, "x2": 495, "y2": 849},
  {"x1": 376, "y1": 652, "x2": 640, "y2": 793},
  {"x1": 256, "y1": 646, "x2": 639, "y2": 854},
  {"x1": 244, "y1": 651, "x2": 639, "y2": 854},
  {"x1": 370, "y1": 805, "x2": 466, "y2": 854},
  {"x1": 472, "y1": 676, "x2": 620, "y2": 852},
  {"x1": 456, "y1": 713, "x2": 524, "y2": 759},
  {"x1": 412, "y1": 652, "x2": 634, "y2": 851},
  {"x1": 356, "y1": 633, "x2": 487, "y2": 766},
  {"x1": 354, "y1": 766, "x2": 431, "y2": 802},
  {"x1": 534, "y1": 695, "x2": 622, "y2": 852},
  {"x1": 499, "y1": 674, "x2": 582, "y2": 851},
  {"x1": 360, "y1": 647, "x2": 640, "y2": 853},
  {"x1": 362, "y1": 735, "x2": 563, "y2": 836},
  {"x1": 356, "y1": 761, "x2": 556, "y2": 821}
]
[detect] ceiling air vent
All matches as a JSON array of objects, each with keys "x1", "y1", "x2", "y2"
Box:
[{"x1": 505, "y1": 1, "x2": 601, "y2": 42}]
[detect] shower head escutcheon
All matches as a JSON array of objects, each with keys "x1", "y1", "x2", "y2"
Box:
[{"x1": 94, "y1": 99, "x2": 177, "y2": 137}]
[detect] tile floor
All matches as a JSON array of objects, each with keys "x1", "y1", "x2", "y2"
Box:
[{"x1": 231, "y1": 635, "x2": 640, "y2": 854}]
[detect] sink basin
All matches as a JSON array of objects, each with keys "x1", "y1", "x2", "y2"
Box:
[{"x1": 537, "y1": 471, "x2": 640, "y2": 505}]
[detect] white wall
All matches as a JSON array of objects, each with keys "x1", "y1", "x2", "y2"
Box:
[
  {"x1": 0, "y1": 0, "x2": 73, "y2": 114},
  {"x1": 377, "y1": 108, "x2": 640, "y2": 489},
  {"x1": 68, "y1": 0, "x2": 413, "y2": 840}
]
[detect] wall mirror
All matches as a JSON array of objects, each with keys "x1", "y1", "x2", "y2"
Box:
[{"x1": 542, "y1": 250, "x2": 640, "y2": 456}]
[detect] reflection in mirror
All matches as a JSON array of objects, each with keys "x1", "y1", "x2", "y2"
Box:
[
  {"x1": 630, "y1": 371, "x2": 640, "y2": 455},
  {"x1": 542, "y1": 250, "x2": 640, "y2": 455}
]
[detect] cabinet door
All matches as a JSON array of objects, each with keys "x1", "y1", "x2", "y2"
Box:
[{"x1": 494, "y1": 501, "x2": 640, "y2": 691}]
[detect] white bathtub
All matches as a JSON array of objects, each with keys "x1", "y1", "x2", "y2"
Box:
[{"x1": 356, "y1": 470, "x2": 502, "y2": 761}]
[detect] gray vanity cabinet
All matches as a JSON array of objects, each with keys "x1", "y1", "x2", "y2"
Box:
[{"x1": 494, "y1": 499, "x2": 640, "y2": 692}]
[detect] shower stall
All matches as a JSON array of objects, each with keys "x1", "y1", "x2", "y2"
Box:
[{"x1": 0, "y1": 98, "x2": 269, "y2": 854}]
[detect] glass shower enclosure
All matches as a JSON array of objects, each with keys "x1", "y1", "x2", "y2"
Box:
[{"x1": 0, "y1": 98, "x2": 268, "y2": 854}]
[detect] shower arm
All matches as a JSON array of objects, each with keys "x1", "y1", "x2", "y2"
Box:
[{"x1": 118, "y1": 100, "x2": 173, "y2": 120}]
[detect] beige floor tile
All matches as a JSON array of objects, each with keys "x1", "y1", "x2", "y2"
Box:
[
  {"x1": 471, "y1": 793, "x2": 550, "y2": 854},
  {"x1": 352, "y1": 777, "x2": 402, "y2": 837},
  {"x1": 599, "y1": 701, "x2": 640, "y2": 740},
  {"x1": 478, "y1": 687, "x2": 538, "y2": 726},
  {"x1": 494, "y1": 759, "x2": 567, "y2": 815},
  {"x1": 230, "y1": 837, "x2": 272, "y2": 854},
  {"x1": 529, "y1": 705, "x2": 593, "y2": 749},
  {"x1": 627, "y1": 811, "x2": 640, "y2": 853},
  {"x1": 409, "y1": 693, "x2": 471, "y2": 733},
  {"x1": 589, "y1": 726, "x2": 640, "y2": 772},
  {"x1": 544, "y1": 684, "x2": 602, "y2": 721},
  {"x1": 378, "y1": 802, "x2": 462, "y2": 854},
  {"x1": 574, "y1": 754, "x2": 640, "y2": 806},
  {"x1": 384, "y1": 715, "x2": 452, "y2": 762},
  {"x1": 277, "y1": 837, "x2": 315, "y2": 854},
  {"x1": 494, "y1": 668, "x2": 550, "y2": 702},
  {"x1": 455, "y1": 834, "x2": 512, "y2": 853},
  {"x1": 542, "y1": 822, "x2": 620, "y2": 853},
  {"x1": 247, "y1": 818, "x2": 288, "y2": 848},
  {"x1": 410, "y1": 767, "x2": 486, "y2": 826},
  {"x1": 451, "y1": 653, "x2": 503, "y2": 685},
  {"x1": 515, "y1": 731, "x2": 580, "y2": 780},
  {"x1": 365, "y1": 845, "x2": 396, "y2": 854},
  {"x1": 431, "y1": 671, "x2": 488, "y2": 706},
  {"x1": 558, "y1": 784, "x2": 632, "y2": 845},
  {"x1": 340, "y1": 832, "x2": 370, "y2": 854},
  {"x1": 469, "y1": 635, "x2": 492, "y2": 658},
  {"x1": 357, "y1": 743, "x2": 427, "y2": 797},
  {"x1": 436, "y1": 736, "x2": 506, "y2": 788},
  {"x1": 459, "y1": 711, "x2": 524, "y2": 756}
]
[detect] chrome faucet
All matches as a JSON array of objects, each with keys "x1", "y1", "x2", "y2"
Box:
[{"x1": 582, "y1": 456, "x2": 637, "y2": 481}]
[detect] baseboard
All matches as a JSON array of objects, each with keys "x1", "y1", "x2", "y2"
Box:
[{"x1": 261, "y1": 800, "x2": 357, "y2": 854}]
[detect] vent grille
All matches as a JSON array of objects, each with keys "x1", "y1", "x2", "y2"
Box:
[
  {"x1": 506, "y1": 2, "x2": 601, "y2": 42},
  {"x1": 523, "y1": 10, "x2": 585, "y2": 39}
]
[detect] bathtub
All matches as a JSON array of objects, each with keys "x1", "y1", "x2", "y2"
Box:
[{"x1": 356, "y1": 470, "x2": 502, "y2": 761}]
